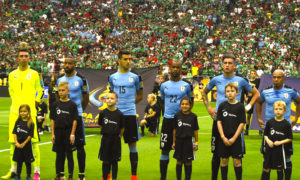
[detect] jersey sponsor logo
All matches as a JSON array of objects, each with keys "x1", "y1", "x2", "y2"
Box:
[
  {"x1": 104, "y1": 117, "x2": 117, "y2": 125},
  {"x1": 27, "y1": 74, "x2": 31, "y2": 80},
  {"x1": 56, "y1": 108, "x2": 70, "y2": 115},
  {"x1": 222, "y1": 110, "x2": 237, "y2": 117},
  {"x1": 270, "y1": 128, "x2": 284, "y2": 136},
  {"x1": 181, "y1": 86, "x2": 185, "y2": 92},
  {"x1": 129, "y1": 77, "x2": 133, "y2": 82},
  {"x1": 57, "y1": 109, "x2": 61, "y2": 114},
  {"x1": 17, "y1": 127, "x2": 28, "y2": 134},
  {"x1": 74, "y1": 81, "x2": 79, "y2": 87},
  {"x1": 284, "y1": 93, "x2": 289, "y2": 99}
]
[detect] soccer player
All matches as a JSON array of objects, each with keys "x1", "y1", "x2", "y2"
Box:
[
  {"x1": 2, "y1": 44, "x2": 44, "y2": 180},
  {"x1": 201, "y1": 52, "x2": 259, "y2": 180},
  {"x1": 51, "y1": 82, "x2": 78, "y2": 180},
  {"x1": 261, "y1": 101, "x2": 293, "y2": 180},
  {"x1": 256, "y1": 69, "x2": 300, "y2": 180},
  {"x1": 56, "y1": 57, "x2": 90, "y2": 180},
  {"x1": 245, "y1": 69, "x2": 260, "y2": 135},
  {"x1": 108, "y1": 50, "x2": 143, "y2": 180},
  {"x1": 217, "y1": 83, "x2": 246, "y2": 180},
  {"x1": 159, "y1": 59, "x2": 193, "y2": 180}
]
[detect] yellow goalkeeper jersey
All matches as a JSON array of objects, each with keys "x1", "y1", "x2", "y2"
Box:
[{"x1": 8, "y1": 67, "x2": 43, "y2": 115}]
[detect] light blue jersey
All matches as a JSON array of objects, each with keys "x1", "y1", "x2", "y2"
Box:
[
  {"x1": 57, "y1": 73, "x2": 90, "y2": 116},
  {"x1": 260, "y1": 85, "x2": 299, "y2": 124},
  {"x1": 206, "y1": 74, "x2": 252, "y2": 112},
  {"x1": 160, "y1": 80, "x2": 193, "y2": 118},
  {"x1": 108, "y1": 70, "x2": 143, "y2": 116}
]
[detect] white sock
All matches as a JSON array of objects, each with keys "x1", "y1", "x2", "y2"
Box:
[
  {"x1": 11, "y1": 165, "x2": 17, "y2": 173},
  {"x1": 34, "y1": 166, "x2": 40, "y2": 174}
]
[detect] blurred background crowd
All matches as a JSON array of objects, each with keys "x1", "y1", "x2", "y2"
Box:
[{"x1": 0, "y1": 0, "x2": 300, "y2": 80}]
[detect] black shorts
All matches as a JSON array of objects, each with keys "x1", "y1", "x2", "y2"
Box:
[
  {"x1": 263, "y1": 146, "x2": 286, "y2": 169},
  {"x1": 99, "y1": 135, "x2": 121, "y2": 162},
  {"x1": 218, "y1": 135, "x2": 243, "y2": 159},
  {"x1": 75, "y1": 116, "x2": 85, "y2": 147},
  {"x1": 160, "y1": 118, "x2": 175, "y2": 151},
  {"x1": 211, "y1": 120, "x2": 220, "y2": 154},
  {"x1": 53, "y1": 128, "x2": 76, "y2": 153},
  {"x1": 123, "y1": 116, "x2": 139, "y2": 144},
  {"x1": 146, "y1": 118, "x2": 158, "y2": 134},
  {"x1": 13, "y1": 143, "x2": 34, "y2": 163},
  {"x1": 173, "y1": 137, "x2": 194, "y2": 162}
]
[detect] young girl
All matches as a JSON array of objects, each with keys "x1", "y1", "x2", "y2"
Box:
[
  {"x1": 13, "y1": 104, "x2": 35, "y2": 180},
  {"x1": 172, "y1": 97, "x2": 199, "y2": 180},
  {"x1": 141, "y1": 93, "x2": 160, "y2": 136},
  {"x1": 261, "y1": 101, "x2": 293, "y2": 180},
  {"x1": 98, "y1": 91, "x2": 125, "y2": 180}
]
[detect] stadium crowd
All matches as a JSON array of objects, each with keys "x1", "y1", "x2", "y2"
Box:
[{"x1": 0, "y1": 0, "x2": 300, "y2": 79}]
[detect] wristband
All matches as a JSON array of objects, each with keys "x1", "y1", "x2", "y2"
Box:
[
  {"x1": 71, "y1": 134, "x2": 75, "y2": 137},
  {"x1": 221, "y1": 135, "x2": 225, "y2": 139},
  {"x1": 245, "y1": 104, "x2": 252, "y2": 111}
]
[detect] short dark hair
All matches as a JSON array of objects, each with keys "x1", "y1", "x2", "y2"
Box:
[
  {"x1": 108, "y1": 90, "x2": 118, "y2": 99},
  {"x1": 222, "y1": 52, "x2": 236, "y2": 62},
  {"x1": 118, "y1": 50, "x2": 131, "y2": 59},
  {"x1": 180, "y1": 96, "x2": 193, "y2": 108}
]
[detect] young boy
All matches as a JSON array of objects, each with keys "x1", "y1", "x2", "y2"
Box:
[
  {"x1": 261, "y1": 101, "x2": 293, "y2": 180},
  {"x1": 50, "y1": 82, "x2": 78, "y2": 180},
  {"x1": 217, "y1": 82, "x2": 246, "y2": 180},
  {"x1": 98, "y1": 91, "x2": 125, "y2": 180}
]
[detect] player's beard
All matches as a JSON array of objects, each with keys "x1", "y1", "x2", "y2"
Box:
[{"x1": 64, "y1": 68, "x2": 74, "y2": 75}]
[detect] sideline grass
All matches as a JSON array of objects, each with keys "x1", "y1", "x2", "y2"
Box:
[{"x1": 0, "y1": 98, "x2": 299, "y2": 179}]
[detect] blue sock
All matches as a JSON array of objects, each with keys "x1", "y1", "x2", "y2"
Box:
[{"x1": 129, "y1": 146, "x2": 137, "y2": 153}]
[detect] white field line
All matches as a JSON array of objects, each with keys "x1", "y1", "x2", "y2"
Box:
[{"x1": 0, "y1": 134, "x2": 96, "y2": 153}]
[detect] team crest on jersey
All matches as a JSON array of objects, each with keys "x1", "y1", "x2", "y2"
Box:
[
  {"x1": 139, "y1": 81, "x2": 143, "y2": 88},
  {"x1": 74, "y1": 81, "x2": 79, "y2": 87},
  {"x1": 233, "y1": 82, "x2": 239, "y2": 87},
  {"x1": 27, "y1": 74, "x2": 31, "y2": 80},
  {"x1": 284, "y1": 93, "x2": 289, "y2": 99},
  {"x1": 181, "y1": 86, "x2": 185, "y2": 92},
  {"x1": 129, "y1": 77, "x2": 133, "y2": 82}
]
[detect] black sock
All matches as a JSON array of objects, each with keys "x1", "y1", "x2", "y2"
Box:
[
  {"x1": 141, "y1": 126, "x2": 145, "y2": 134},
  {"x1": 102, "y1": 162, "x2": 110, "y2": 180},
  {"x1": 56, "y1": 152, "x2": 66, "y2": 177},
  {"x1": 234, "y1": 166, "x2": 242, "y2": 180},
  {"x1": 221, "y1": 166, "x2": 228, "y2": 180},
  {"x1": 246, "y1": 124, "x2": 249, "y2": 130},
  {"x1": 176, "y1": 164, "x2": 182, "y2": 180},
  {"x1": 284, "y1": 162, "x2": 292, "y2": 180},
  {"x1": 16, "y1": 161, "x2": 22, "y2": 178},
  {"x1": 66, "y1": 151, "x2": 74, "y2": 178},
  {"x1": 184, "y1": 164, "x2": 192, "y2": 180},
  {"x1": 25, "y1": 162, "x2": 31, "y2": 178},
  {"x1": 277, "y1": 170, "x2": 283, "y2": 180},
  {"x1": 160, "y1": 159, "x2": 169, "y2": 180},
  {"x1": 212, "y1": 154, "x2": 220, "y2": 180},
  {"x1": 261, "y1": 171, "x2": 270, "y2": 180},
  {"x1": 111, "y1": 161, "x2": 118, "y2": 179},
  {"x1": 77, "y1": 147, "x2": 86, "y2": 174},
  {"x1": 130, "y1": 152, "x2": 138, "y2": 175}
]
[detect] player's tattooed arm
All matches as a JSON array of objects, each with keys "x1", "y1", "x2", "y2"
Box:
[{"x1": 202, "y1": 87, "x2": 216, "y2": 119}]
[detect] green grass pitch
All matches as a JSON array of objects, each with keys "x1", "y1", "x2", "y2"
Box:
[{"x1": 0, "y1": 97, "x2": 299, "y2": 179}]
